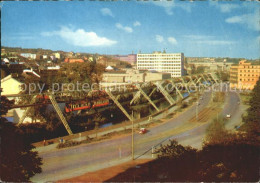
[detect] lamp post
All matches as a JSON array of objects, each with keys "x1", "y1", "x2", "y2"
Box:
[
  {"x1": 132, "y1": 110, "x2": 134, "y2": 160},
  {"x1": 196, "y1": 101, "x2": 199, "y2": 121}
]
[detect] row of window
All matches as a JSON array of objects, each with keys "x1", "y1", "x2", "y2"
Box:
[
  {"x1": 137, "y1": 67, "x2": 181, "y2": 70},
  {"x1": 137, "y1": 57, "x2": 181, "y2": 59},
  {"x1": 138, "y1": 62, "x2": 181, "y2": 64},
  {"x1": 239, "y1": 70, "x2": 259, "y2": 73},
  {"x1": 239, "y1": 74, "x2": 259, "y2": 77},
  {"x1": 138, "y1": 65, "x2": 181, "y2": 67},
  {"x1": 138, "y1": 54, "x2": 181, "y2": 57},
  {"x1": 241, "y1": 66, "x2": 260, "y2": 69},
  {"x1": 240, "y1": 78, "x2": 257, "y2": 81}
]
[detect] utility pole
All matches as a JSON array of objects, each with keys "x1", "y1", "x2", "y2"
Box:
[
  {"x1": 132, "y1": 110, "x2": 134, "y2": 160},
  {"x1": 196, "y1": 102, "x2": 199, "y2": 121}
]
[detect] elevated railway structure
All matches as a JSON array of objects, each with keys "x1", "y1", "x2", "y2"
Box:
[{"x1": 3, "y1": 73, "x2": 219, "y2": 135}]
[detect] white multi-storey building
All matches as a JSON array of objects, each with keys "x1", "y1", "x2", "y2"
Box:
[{"x1": 137, "y1": 51, "x2": 184, "y2": 77}]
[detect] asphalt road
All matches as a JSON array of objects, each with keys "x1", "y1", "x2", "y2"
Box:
[{"x1": 31, "y1": 85, "x2": 244, "y2": 182}]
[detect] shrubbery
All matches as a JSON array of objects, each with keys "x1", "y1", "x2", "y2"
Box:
[{"x1": 56, "y1": 140, "x2": 81, "y2": 149}]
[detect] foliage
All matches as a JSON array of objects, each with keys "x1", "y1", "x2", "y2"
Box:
[
  {"x1": 191, "y1": 66, "x2": 206, "y2": 74},
  {"x1": 241, "y1": 77, "x2": 260, "y2": 139},
  {"x1": 244, "y1": 77, "x2": 260, "y2": 124},
  {"x1": 53, "y1": 62, "x2": 105, "y2": 85},
  {"x1": 218, "y1": 71, "x2": 229, "y2": 81},
  {"x1": 181, "y1": 101, "x2": 188, "y2": 109},
  {"x1": 204, "y1": 118, "x2": 230, "y2": 144},
  {"x1": 0, "y1": 97, "x2": 42, "y2": 181},
  {"x1": 108, "y1": 136, "x2": 259, "y2": 182},
  {"x1": 0, "y1": 96, "x2": 14, "y2": 116},
  {"x1": 56, "y1": 140, "x2": 81, "y2": 149},
  {"x1": 213, "y1": 92, "x2": 225, "y2": 102}
]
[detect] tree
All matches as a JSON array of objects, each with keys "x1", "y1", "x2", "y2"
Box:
[
  {"x1": 242, "y1": 77, "x2": 260, "y2": 139},
  {"x1": 0, "y1": 96, "x2": 42, "y2": 181}
]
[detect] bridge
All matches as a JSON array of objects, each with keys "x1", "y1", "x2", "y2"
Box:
[{"x1": 3, "y1": 73, "x2": 219, "y2": 135}]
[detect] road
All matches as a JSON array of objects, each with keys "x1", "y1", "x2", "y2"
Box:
[{"x1": 31, "y1": 86, "x2": 245, "y2": 182}]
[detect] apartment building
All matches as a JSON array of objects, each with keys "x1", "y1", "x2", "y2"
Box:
[
  {"x1": 137, "y1": 51, "x2": 184, "y2": 77},
  {"x1": 230, "y1": 60, "x2": 260, "y2": 90}
]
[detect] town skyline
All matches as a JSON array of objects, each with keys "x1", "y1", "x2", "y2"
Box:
[{"x1": 2, "y1": 0, "x2": 259, "y2": 59}]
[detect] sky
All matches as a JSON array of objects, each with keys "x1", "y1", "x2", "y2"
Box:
[{"x1": 1, "y1": 0, "x2": 259, "y2": 59}]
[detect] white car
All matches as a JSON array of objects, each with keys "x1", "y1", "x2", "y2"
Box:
[{"x1": 226, "y1": 114, "x2": 231, "y2": 118}]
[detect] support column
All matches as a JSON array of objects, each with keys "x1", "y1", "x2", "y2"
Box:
[
  {"x1": 201, "y1": 74, "x2": 208, "y2": 83},
  {"x1": 148, "y1": 88, "x2": 157, "y2": 97},
  {"x1": 130, "y1": 91, "x2": 141, "y2": 105},
  {"x1": 181, "y1": 78, "x2": 190, "y2": 94},
  {"x1": 49, "y1": 94, "x2": 73, "y2": 135},
  {"x1": 155, "y1": 81, "x2": 175, "y2": 105},
  {"x1": 195, "y1": 77, "x2": 202, "y2": 84},
  {"x1": 170, "y1": 80, "x2": 184, "y2": 99},
  {"x1": 105, "y1": 89, "x2": 133, "y2": 121},
  {"x1": 18, "y1": 95, "x2": 37, "y2": 125},
  {"x1": 189, "y1": 76, "x2": 196, "y2": 86},
  {"x1": 210, "y1": 73, "x2": 219, "y2": 84}
]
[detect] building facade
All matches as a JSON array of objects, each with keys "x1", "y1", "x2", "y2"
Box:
[
  {"x1": 54, "y1": 52, "x2": 61, "y2": 59},
  {"x1": 137, "y1": 52, "x2": 184, "y2": 77},
  {"x1": 102, "y1": 69, "x2": 171, "y2": 83},
  {"x1": 230, "y1": 60, "x2": 260, "y2": 90}
]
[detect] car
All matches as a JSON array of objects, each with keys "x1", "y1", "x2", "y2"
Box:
[
  {"x1": 139, "y1": 128, "x2": 147, "y2": 134},
  {"x1": 200, "y1": 96, "x2": 203, "y2": 100},
  {"x1": 226, "y1": 114, "x2": 231, "y2": 118}
]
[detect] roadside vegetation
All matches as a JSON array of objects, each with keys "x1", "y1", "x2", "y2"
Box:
[
  {"x1": 107, "y1": 78, "x2": 260, "y2": 182},
  {"x1": 213, "y1": 91, "x2": 225, "y2": 102},
  {"x1": 0, "y1": 96, "x2": 42, "y2": 182},
  {"x1": 239, "y1": 91, "x2": 252, "y2": 105}
]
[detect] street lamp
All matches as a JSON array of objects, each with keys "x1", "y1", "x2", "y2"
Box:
[
  {"x1": 131, "y1": 110, "x2": 134, "y2": 160},
  {"x1": 196, "y1": 101, "x2": 199, "y2": 121}
]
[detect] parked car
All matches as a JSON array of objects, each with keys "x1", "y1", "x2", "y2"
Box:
[
  {"x1": 226, "y1": 114, "x2": 231, "y2": 118},
  {"x1": 139, "y1": 128, "x2": 147, "y2": 134}
]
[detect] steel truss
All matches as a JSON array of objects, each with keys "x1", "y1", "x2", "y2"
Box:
[{"x1": 5, "y1": 73, "x2": 219, "y2": 135}]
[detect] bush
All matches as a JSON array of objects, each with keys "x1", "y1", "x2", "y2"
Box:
[
  {"x1": 56, "y1": 140, "x2": 81, "y2": 149},
  {"x1": 181, "y1": 102, "x2": 188, "y2": 109}
]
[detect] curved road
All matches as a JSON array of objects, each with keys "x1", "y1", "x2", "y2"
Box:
[{"x1": 32, "y1": 85, "x2": 243, "y2": 182}]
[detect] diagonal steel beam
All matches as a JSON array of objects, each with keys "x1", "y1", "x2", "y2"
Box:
[
  {"x1": 148, "y1": 88, "x2": 157, "y2": 97},
  {"x1": 155, "y1": 81, "x2": 175, "y2": 105},
  {"x1": 170, "y1": 80, "x2": 184, "y2": 99},
  {"x1": 49, "y1": 94, "x2": 73, "y2": 135},
  {"x1": 181, "y1": 78, "x2": 190, "y2": 94},
  {"x1": 201, "y1": 74, "x2": 208, "y2": 83},
  {"x1": 136, "y1": 85, "x2": 160, "y2": 112},
  {"x1": 18, "y1": 95, "x2": 37, "y2": 126},
  {"x1": 195, "y1": 77, "x2": 202, "y2": 84},
  {"x1": 105, "y1": 89, "x2": 133, "y2": 121},
  {"x1": 209, "y1": 73, "x2": 218, "y2": 84},
  {"x1": 189, "y1": 76, "x2": 196, "y2": 86},
  {"x1": 130, "y1": 91, "x2": 141, "y2": 105}
]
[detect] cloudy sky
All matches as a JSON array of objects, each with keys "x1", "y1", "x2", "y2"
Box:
[{"x1": 1, "y1": 0, "x2": 259, "y2": 59}]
